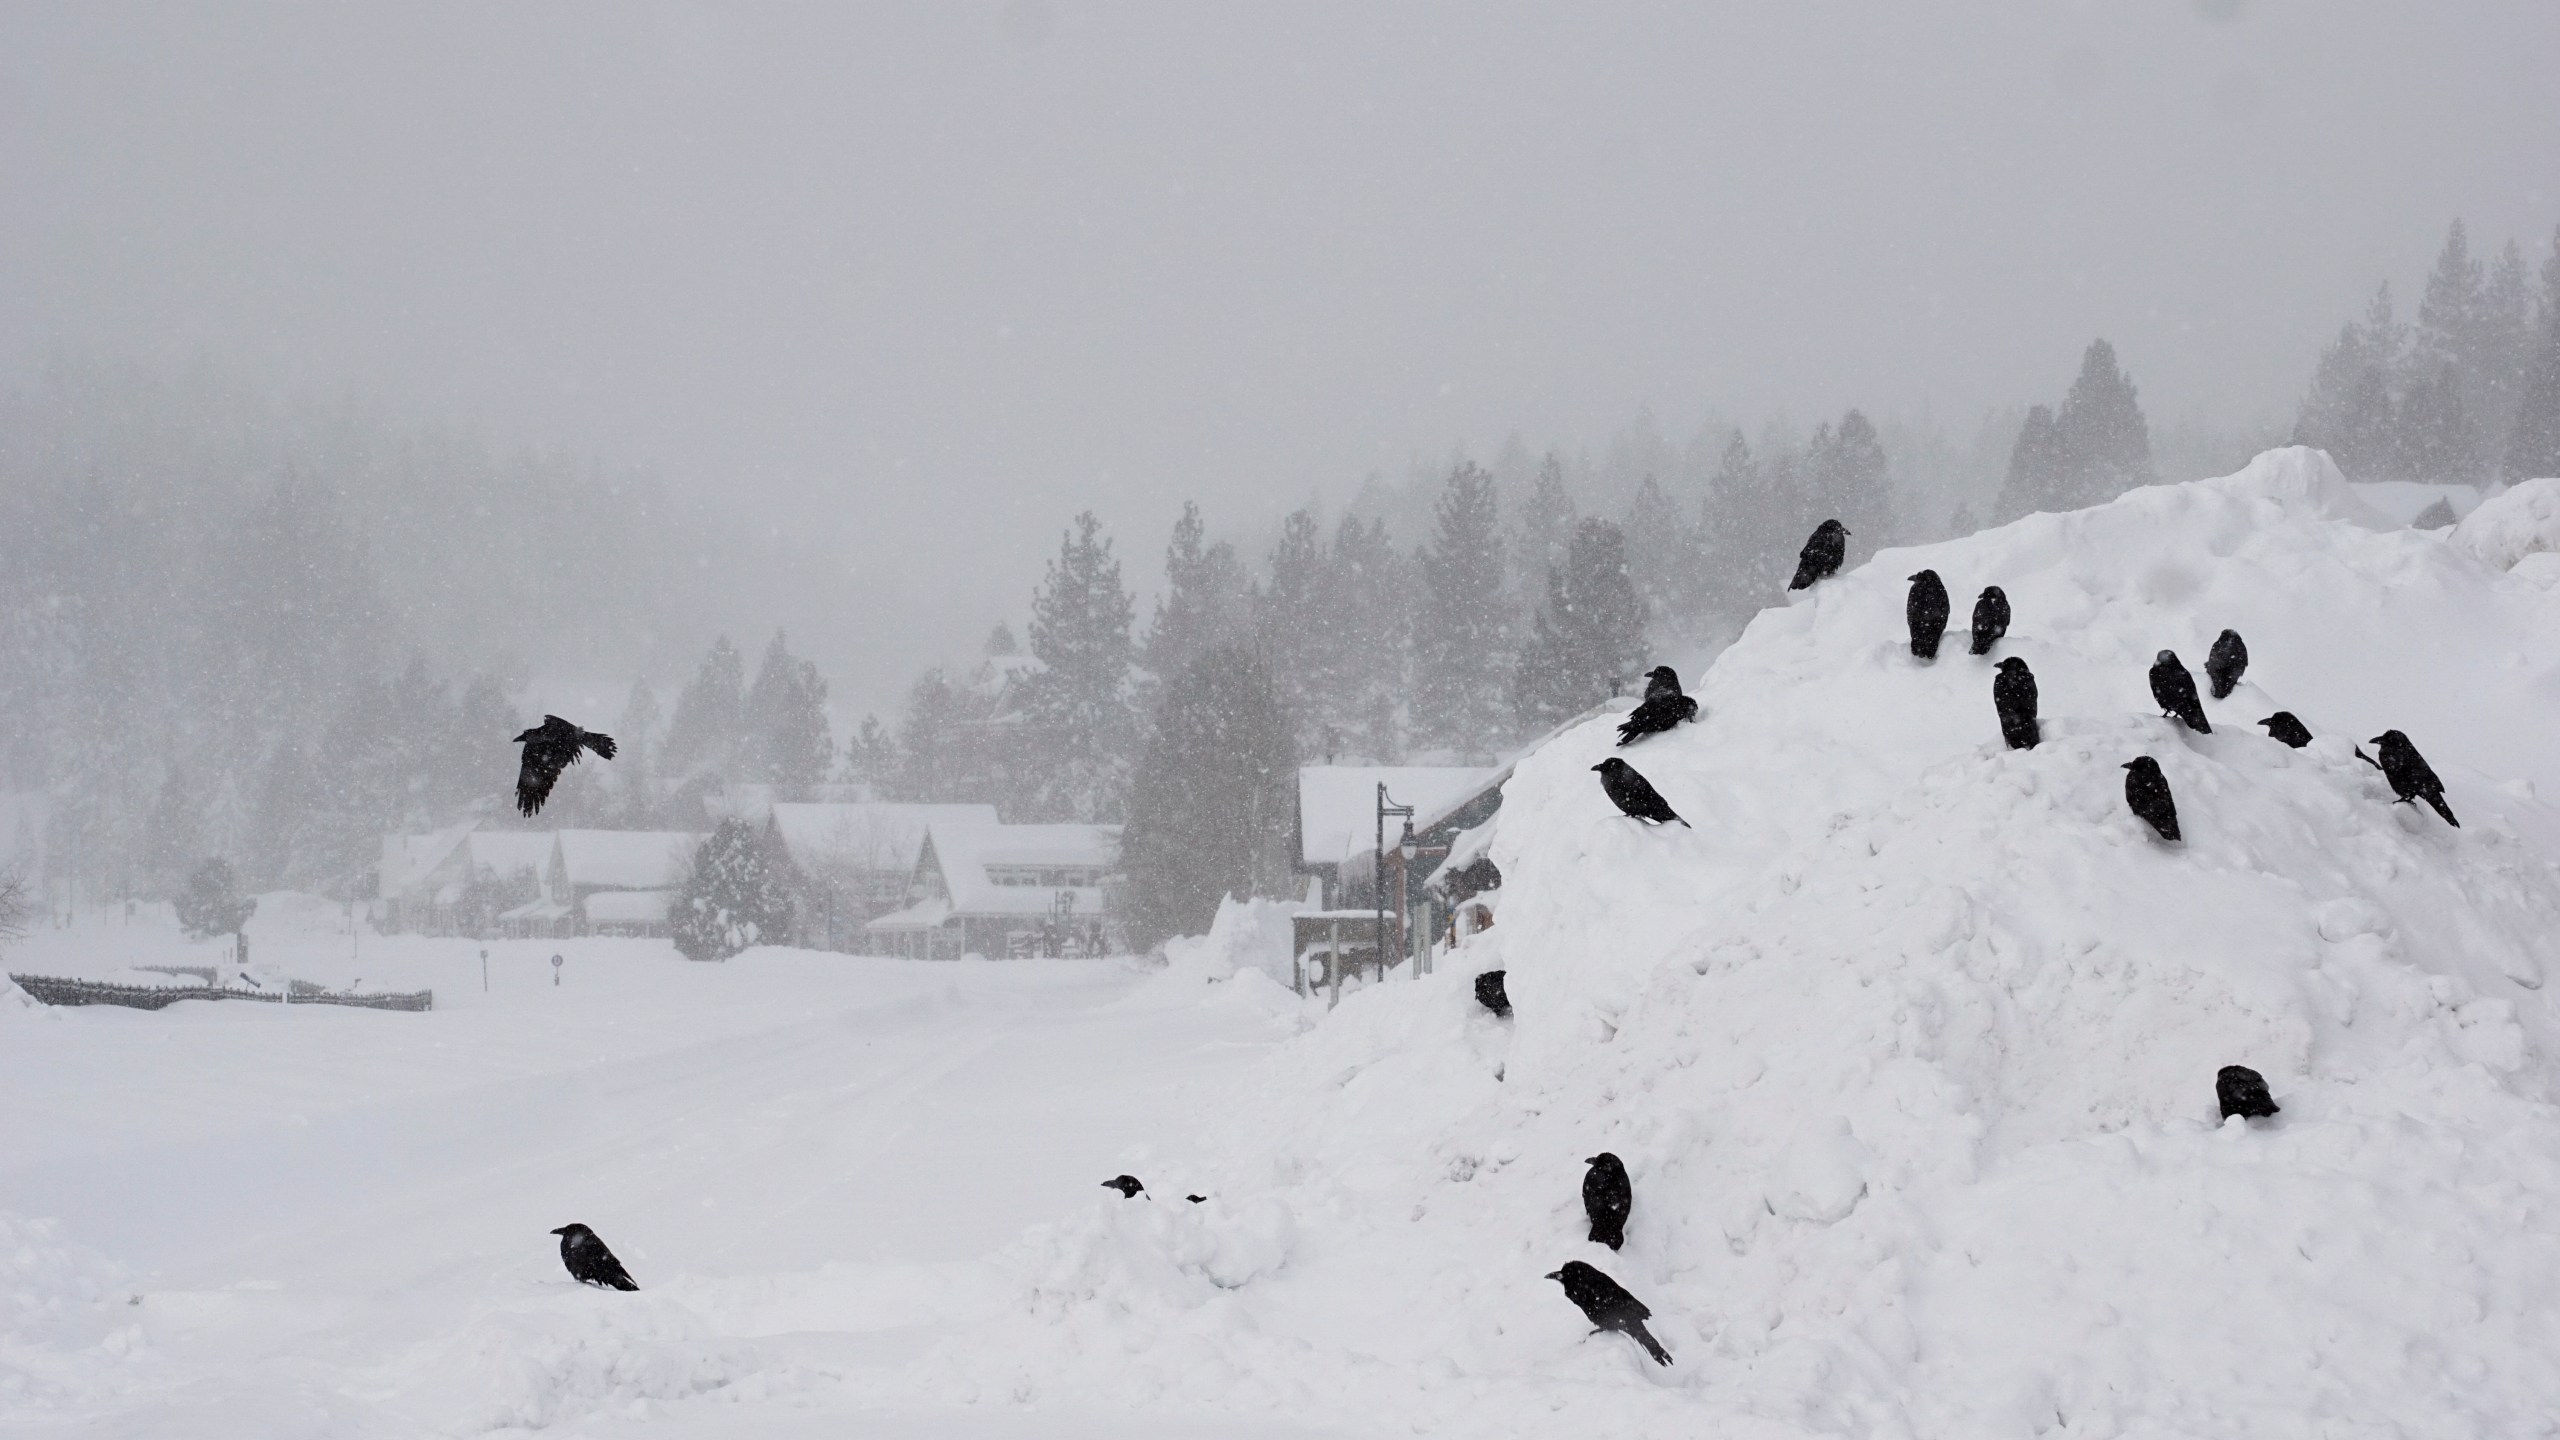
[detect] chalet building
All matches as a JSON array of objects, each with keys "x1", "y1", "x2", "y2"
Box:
[
  {"x1": 1294, "y1": 766, "x2": 1492, "y2": 909},
  {"x1": 763, "y1": 801, "x2": 999, "y2": 950},
  {"x1": 536, "y1": 830, "x2": 699, "y2": 939},
  {"x1": 862, "y1": 820, "x2": 1118, "y2": 960},
  {"x1": 378, "y1": 828, "x2": 555, "y2": 935}
]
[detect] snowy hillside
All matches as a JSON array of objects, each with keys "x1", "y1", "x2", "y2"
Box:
[{"x1": 967, "y1": 450, "x2": 2560, "y2": 1436}]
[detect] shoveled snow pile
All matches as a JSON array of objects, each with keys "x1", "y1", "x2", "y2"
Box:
[
  {"x1": 2453, "y1": 475, "x2": 2560, "y2": 577},
  {"x1": 0, "y1": 1210, "x2": 147, "y2": 1407},
  {"x1": 1157, "y1": 896, "x2": 1302, "y2": 989},
  {"x1": 953, "y1": 449, "x2": 2560, "y2": 1436}
]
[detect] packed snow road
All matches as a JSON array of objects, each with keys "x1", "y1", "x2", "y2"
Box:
[{"x1": 0, "y1": 937, "x2": 1343, "y2": 1438}]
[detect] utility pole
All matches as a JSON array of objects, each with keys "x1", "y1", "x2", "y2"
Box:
[{"x1": 1374, "y1": 783, "x2": 1415, "y2": 990}]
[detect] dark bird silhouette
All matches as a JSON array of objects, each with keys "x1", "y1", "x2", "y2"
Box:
[
  {"x1": 2147, "y1": 651, "x2": 2212, "y2": 733},
  {"x1": 514, "y1": 715, "x2": 616, "y2": 818},
  {"x1": 2258, "y1": 712, "x2": 2314, "y2": 748},
  {"x1": 1546, "y1": 1261, "x2": 1672, "y2": 1366},
  {"x1": 550, "y1": 1224, "x2": 638, "y2": 1291},
  {"x1": 2205, "y1": 629, "x2": 2249, "y2": 699},
  {"x1": 1582, "y1": 1153, "x2": 1632, "y2": 1251},
  {"x1": 1788, "y1": 520, "x2": 1848, "y2": 591},
  {"x1": 1616, "y1": 668, "x2": 1699, "y2": 746},
  {"x1": 1969, "y1": 586, "x2": 2011, "y2": 655},
  {"x1": 1992, "y1": 657, "x2": 2040, "y2": 751},
  {"x1": 1906, "y1": 570, "x2": 1951, "y2": 659},
  {"x1": 2216, "y1": 1065, "x2": 2280, "y2": 1121},
  {"x1": 1101, "y1": 1175, "x2": 1145, "y2": 1198},
  {"x1": 1186, "y1": 1195, "x2": 1208, "y2": 1204},
  {"x1": 1592, "y1": 758, "x2": 1689, "y2": 828},
  {"x1": 2122, "y1": 757, "x2": 2181, "y2": 842},
  {"x1": 2370, "y1": 730, "x2": 2459, "y2": 826},
  {"x1": 1475, "y1": 970, "x2": 1512, "y2": 1018}
]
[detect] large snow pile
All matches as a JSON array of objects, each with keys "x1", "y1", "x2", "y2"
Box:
[
  {"x1": 955, "y1": 449, "x2": 2560, "y2": 1436},
  {"x1": 0, "y1": 1210, "x2": 146, "y2": 1407},
  {"x1": 2453, "y1": 475, "x2": 2560, "y2": 576},
  {"x1": 1157, "y1": 896, "x2": 1303, "y2": 989}
]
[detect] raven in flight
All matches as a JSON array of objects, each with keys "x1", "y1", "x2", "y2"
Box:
[{"x1": 514, "y1": 715, "x2": 616, "y2": 817}]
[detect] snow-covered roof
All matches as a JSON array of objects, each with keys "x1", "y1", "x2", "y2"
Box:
[
  {"x1": 769, "y1": 802, "x2": 999, "y2": 877},
  {"x1": 863, "y1": 897, "x2": 953, "y2": 933},
  {"x1": 581, "y1": 890, "x2": 671, "y2": 925},
  {"x1": 1296, "y1": 766, "x2": 1493, "y2": 867},
  {"x1": 377, "y1": 830, "x2": 467, "y2": 898},
  {"x1": 925, "y1": 821, "x2": 1117, "y2": 919},
  {"x1": 463, "y1": 831, "x2": 554, "y2": 879},
  {"x1": 554, "y1": 830, "x2": 700, "y2": 891}
]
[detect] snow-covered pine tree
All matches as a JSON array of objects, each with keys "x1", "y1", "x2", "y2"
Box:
[
  {"x1": 175, "y1": 857, "x2": 255, "y2": 942},
  {"x1": 1315, "y1": 513, "x2": 1409, "y2": 762},
  {"x1": 1022, "y1": 512, "x2": 1136, "y2": 823},
  {"x1": 1117, "y1": 644, "x2": 1296, "y2": 951},
  {"x1": 1511, "y1": 453, "x2": 1577, "y2": 615},
  {"x1": 1257, "y1": 509, "x2": 1328, "y2": 751},
  {"x1": 1699, "y1": 431, "x2": 1768, "y2": 617},
  {"x1": 2050, "y1": 340, "x2": 2153, "y2": 508},
  {"x1": 1511, "y1": 518, "x2": 1646, "y2": 731},
  {"x1": 2415, "y1": 219, "x2": 2486, "y2": 473},
  {"x1": 670, "y1": 819, "x2": 796, "y2": 962},
  {"x1": 2477, "y1": 239, "x2": 2537, "y2": 448},
  {"x1": 838, "y1": 713, "x2": 896, "y2": 799},
  {"x1": 612, "y1": 679, "x2": 662, "y2": 825},
  {"x1": 1623, "y1": 476, "x2": 1696, "y2": 638},
  {"x1": 662, "y1": 636, "x2": 747, "y2": 785},
  {"x1": 2508, "y1": 227, "x2": 2560, "y2": 481},
  {"x1": 1809, "y1": 410, "x2": 1891, "y2": 538},
  {"x1": 743, "y1": 630, "x2": 832, "y2": 791},
  {"x1": 2294, "y1": 316, "x2": 2398, "y2": 481},
  {"x1": 1138, "y1": 502, "x2": 1252, "y2": 691},
  {"x1": 2395, "y1": 366, "x2": 2475, "y2": 481},
  {"x1": 1412, "y1": 462, "x2": 1511, "y2": 758},
  {"x1": 1995, "y1": 404, "x2": 2062, "y2": 521}
]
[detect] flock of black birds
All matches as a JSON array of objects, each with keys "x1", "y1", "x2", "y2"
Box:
[
  {"x1": 527, "y1": 516, "x2": 2451, "y2": 1367},
  {"x1": 1594, "y1": 521, "x2": 2465, "y2": 844}
]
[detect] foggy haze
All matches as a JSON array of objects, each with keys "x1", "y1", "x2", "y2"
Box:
[{"x1": 4, "y1": 1, "x2": 2556, "y2": 710}]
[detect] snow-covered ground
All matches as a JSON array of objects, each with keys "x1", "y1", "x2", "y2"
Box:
[{"x1": 8, "y1": 450, "x2": 2560, "y2": 1438}]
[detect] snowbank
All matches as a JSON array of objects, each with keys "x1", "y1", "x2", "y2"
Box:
[
  {"x1": 957, "y1": 448, "x2": 2560, "y2": 1435},
  {"x1": 2453, "y1": 476, "x2": 2560, "y2": 573},
  {"x1": 1158, "y1": 896, "x2": 1302, "y2": 989},
  {"x1": 0, "y1": 1211, "x2": 146, "y2": 1406}
]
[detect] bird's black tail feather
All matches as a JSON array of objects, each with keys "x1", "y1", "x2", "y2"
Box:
[
  {"x1": 1590, "y1": 1222, "x2": 1624, "y2": 1251},
  {"x1": 585, "y1": 731, "x2": 618, "y2": 760},
  {"x1": 1627, "y1": 1320, "x2": 1672, "y2": 1366},
  {"x1": 2426, "y1": 794, "x2": 2460, "y2": 827}
]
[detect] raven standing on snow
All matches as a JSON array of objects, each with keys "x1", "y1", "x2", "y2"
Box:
[
  {"x1": 1582, "y1": 1153, "x2": 1632, "y2": 1251},
  {"x1": 2216, "y1": 1065, "x2": 2280, "y2": 1121},
  {"x1": 1970, "y1": 585, "x2": 2010, "y2": 655},
  {"x1": 514, "y1": 715, "x2": 616, "y2": 817},
  {"x1": 1546, "y1": 1261, "x2": 1672, "y2": 1366},
  {"x1": 2205, "y1": 629, "x2": 2249, "y2": 699},
  {"x1": 1101, "y1": 1174, "x2": 1146, "y2": 1198},
  {"x1": 1474, "y1": 970, "x2": 1512, "y2": 1018},
  {"x1": 1992, "y1": 657, "x2": 2039, "y2": 751},
  {"x1": 550, "y1": 1223, "x2": 639, "y2": 1290},
  {"x1": 1789, "y1": 520, "x2": 1848, "y2": 591},
  {"x1": 2122, "y1": 757, "x2": 2181, "y2": 842},
  {"x1": 1906, "y1": 570, "x2": 1951, "y2": 660},
  {"x1": 2147, "y1": 651, "x2": 2212, "y2": 734},
  {"x1": 1616, "y1": 666, "x2": 1699, "y2": 746},
  {"x1": 1592, "y1": 758, "x2": 1689, "y2": 828},
  {"x1": 2369, "y1": 730, "x2": 2459, "y2": 826},
  {"x1": 2258, "y1": 712, "x2": 2314, "y2": 748}
]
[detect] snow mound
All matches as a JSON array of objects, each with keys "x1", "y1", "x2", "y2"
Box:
[
  {"x1": 2454, "y1": 476, "x2": 2560, "y2": 573},
  {"x1": 963, "y1": 448, "x2": 2560, "y2": 1435},
  {"x1": 1158, "y1": 896, "x2": 1301, "y2": 989},
  {"x1": 0, "y1": 1211, "x2": 147, "y2": 1404}
]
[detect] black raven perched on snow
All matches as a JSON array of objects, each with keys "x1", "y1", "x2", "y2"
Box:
[
  {"x1": 1546, "y1": 1261, "x2": 1672, "y2": 1366},
  {"x1": 1992, "y1": 657, "x2": 2039, "y2": 751},
  {"x1": 2147, "y1": 651, "x2": 2212, "y2": 734},
  {"x1": 1616, "y1": 667, "x2": 1698, "y2": 746},
  {"x1": 2216, "y1": 1065, "x2": 2280, "y2": 1121},
  {"x1": 550, "y1": 1223, "x2": 639, "y2": 1290},
  {"x1": 514, "y1": 715, "x2": 616, "y2": 817},
  {"x1": 1906, "y1": 570, "x2": 1950, "y2": 660},
  {"x1": 1788, "y1": 520, "x2": 1848, "y2": 591},
  {"x1": 1592, "y1": 758, "x2": 1689, "y2": 828},
  {"x1": 1582, "y1": 1153, "x2": 1631, "y2": 1251},
  {"x1": 1969, "y1": 586, "x2": 2010, "y2": 655},
  {"x1": 2122, "y1": 757, "x2": 2181, "y2": 842},
  {"x1": 1101, "y1": 1175, "x2": 1146, "y2": 1198},
  {"x1": 2205, "y1": 629, "x2": 2249, "y2": 699},
  {"x1": 2370, "y1": 730, "x2": 2459, "y2": 826},
  {"x1": 1475, "y1": 970, "x2": 1512, "y2": 1018},
  {"x1": 2258, "y1": 712, "x2": 2314, "y2": 748}
]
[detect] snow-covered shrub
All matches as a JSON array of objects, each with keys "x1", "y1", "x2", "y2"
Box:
[
  {"x1": 669, "y1": 820, "x2": 795, "y2": 962},
  {"x1": 172, "y1": 859, "x2": 254, "y2": 941}
]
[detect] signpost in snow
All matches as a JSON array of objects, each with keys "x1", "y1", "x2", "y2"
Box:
[
  {"x1": 551, "y1": 953, "x2": 564, "y2": 987},
  {"x1": 480, "y1": 948, "x2": 489, "y2": 993}
]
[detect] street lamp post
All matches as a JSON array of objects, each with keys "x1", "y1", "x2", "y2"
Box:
[{"x1": 1374, "y1": 783, "x2": 1416, "y2": 989}]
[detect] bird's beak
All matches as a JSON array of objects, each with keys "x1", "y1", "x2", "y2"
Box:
[
  {"x1": 2121, "y1": 761, "x2": 2138, "y2": 770},
  {"x1": 549, "y1": 1226, "x2": 570, "y2": 1235},
  {"x1": 2368, "y1": 735, "x2": 2386, "y2": 745},
  {"x1": 1544, "y1": 1270, "x2": 1563, "y2": 1280},
  {"x1": 1590, "y1": 763, "x2": 1606, "y2": 772}
]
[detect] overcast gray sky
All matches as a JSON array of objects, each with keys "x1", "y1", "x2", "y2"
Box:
[{"x1": 4, "y1": 2, "x2": 2555, "y2": 710}]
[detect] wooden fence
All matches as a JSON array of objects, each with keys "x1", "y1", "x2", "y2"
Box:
[{"x1": 8, "y1": 974, "x2": 433, "y2": 1013}]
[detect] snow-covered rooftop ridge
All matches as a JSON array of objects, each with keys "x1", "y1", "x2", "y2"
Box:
[
  {"x1": 766, "y1": 801, "x2": 998, "y2": 874},
  {"x1": 1297, "y1": 765, "x2": 1494, "y2": 867},
  {"x1": 921, "y1": 819, "x2": 1118, "y2": 917},
  {"x1": 966, "y1": 447, "x2": 2560, "y2": 1433},
  {"x1": 553, "y1": 830, "x2": 699, "y2": 890}
]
